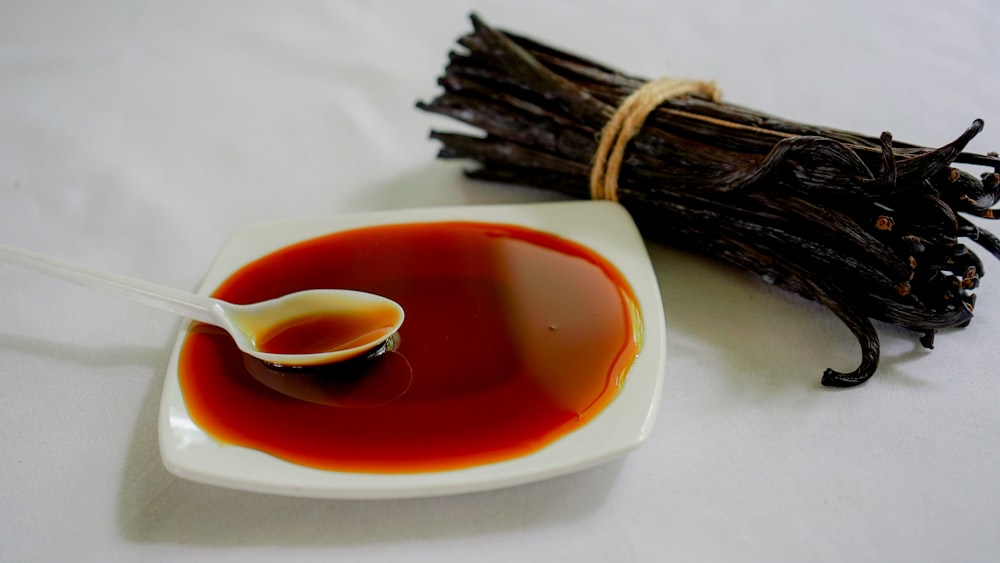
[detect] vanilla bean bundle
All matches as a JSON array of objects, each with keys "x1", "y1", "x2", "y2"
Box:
[{"x1": 417, "y1": 14, "x2": 1000, "y2": 387}]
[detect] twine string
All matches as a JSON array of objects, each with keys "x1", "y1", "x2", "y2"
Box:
[{"x1": 590, "y1": 78, "x2": 722, "y2": 202}]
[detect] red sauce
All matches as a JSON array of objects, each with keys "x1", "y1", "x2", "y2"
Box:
[
  {"x1": 257, "y1": 305, "x2": 399, "y2": 355},
  {"x1": 179, "y1": 221, "x2": 641, "y2": 473}
]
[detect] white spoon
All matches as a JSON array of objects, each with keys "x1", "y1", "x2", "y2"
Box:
[{"x1": 0, "y1": 242, "x2": 404, "y2": 368}]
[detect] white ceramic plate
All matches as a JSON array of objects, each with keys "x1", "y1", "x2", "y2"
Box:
[{"x1": 158, "y1": 201, "x2": 666, "y2": 499}]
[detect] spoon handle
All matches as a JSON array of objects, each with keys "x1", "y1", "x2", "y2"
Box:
[{"x1": 0, "y1": 242, "x2": 221, "y2": 325}]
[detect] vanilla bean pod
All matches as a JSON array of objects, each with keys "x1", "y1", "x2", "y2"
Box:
[{"x1": 417, "y1": 14, "x2": 1000, "y2": 386}]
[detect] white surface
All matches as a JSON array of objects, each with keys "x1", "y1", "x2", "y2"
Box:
[
  {"x1": 160, "y1": 201, "x2": 666, "y2": 499},
  {"x1": 1, "y1": 1, "x2": 997, "y2": 561}
]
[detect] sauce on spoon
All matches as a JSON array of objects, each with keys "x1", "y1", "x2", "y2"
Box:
[{"x1": 256, "y1": 302, "x2": 402, "y2": 356}]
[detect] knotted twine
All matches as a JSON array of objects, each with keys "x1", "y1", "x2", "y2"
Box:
[{"x1": 590, "y1": 78, "x2": 722, "y2": 202}]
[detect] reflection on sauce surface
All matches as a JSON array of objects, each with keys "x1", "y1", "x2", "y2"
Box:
[{"x1": 179, "y1": 221, "x2": 642, "y2": 473}]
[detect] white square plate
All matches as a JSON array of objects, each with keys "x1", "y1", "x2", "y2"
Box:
[{"x1": 158, "y1": 201, "x2": 666, "y2": 498}]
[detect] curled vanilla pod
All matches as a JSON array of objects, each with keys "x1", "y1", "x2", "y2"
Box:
[{"x1": 417, "y1": 14, "x2": 1000, "y2": 386}]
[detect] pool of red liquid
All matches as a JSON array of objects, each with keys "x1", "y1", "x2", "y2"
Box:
[{"x1": 179, "y1": 221, "x2": 641, "y2": 473}]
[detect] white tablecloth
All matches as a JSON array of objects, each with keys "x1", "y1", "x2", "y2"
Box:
[{"x1": 2, "y1": 1, "x2": 998, "y2": 561}]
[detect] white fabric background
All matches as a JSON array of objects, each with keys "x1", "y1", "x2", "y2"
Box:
[{"x1": 1, "y1": 1, "x2": 997, "y2": 561}]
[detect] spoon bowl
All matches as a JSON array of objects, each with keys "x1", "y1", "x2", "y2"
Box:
[
  {"x1": 0, "y1": 242, "x2": 404, "y2": 368},
  {"x1": 218, "y1": 288, "x2": 405, "y2": 367}
]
